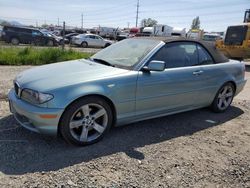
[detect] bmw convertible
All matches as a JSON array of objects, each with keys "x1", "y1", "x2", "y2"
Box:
[{"x1": 8, "y1": 38, "x2": 246, "y2": 146}]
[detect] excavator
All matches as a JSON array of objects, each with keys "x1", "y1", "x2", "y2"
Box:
[{"x1": 216, "y1": 9, "x2": 250, "y2": 60}]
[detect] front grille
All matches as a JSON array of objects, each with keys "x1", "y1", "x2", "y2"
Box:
[{"x1": 14, "y1": 82, "x2": 20, "y2": 97}]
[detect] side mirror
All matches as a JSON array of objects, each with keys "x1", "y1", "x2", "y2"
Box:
[{"x1": 142, "y1": 60, "x2": 165, "y2": 71}]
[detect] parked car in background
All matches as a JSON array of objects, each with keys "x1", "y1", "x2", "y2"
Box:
[
  {"x1": 71, "y1": 34, "x2": 113, "y2": 48},
  {"x1": 8, "y1": 38, "x2": 246, "y2": 146},
  {"x1": 1, "y1": 25, "x2": 58, "y2": 46},
  {"x1": 0, "y1": 25, "x2": 3, "y2": 39},
  {"x1": 116, "y1": 31, "x2": 130, "y2": 41},
  {"x1": 41, "y1": 31, "x2": 69, "y2": 45},
  {"x1": 65, "y1": 33, "x2": 79, "y2": 43}
]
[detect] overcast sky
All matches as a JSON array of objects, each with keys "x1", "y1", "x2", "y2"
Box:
[{"x1": 0, "y1": 0, "x2": 248, "y2": 31}]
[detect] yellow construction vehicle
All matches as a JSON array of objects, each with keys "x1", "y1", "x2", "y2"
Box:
[{"x1": 216, "y1": 9, "x2": 250, "y2": 60}]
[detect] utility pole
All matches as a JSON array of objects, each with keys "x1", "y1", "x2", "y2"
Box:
[
  {"x1": 57, "y1": 17, "x2": 59, "y2": 26},
  {"x1": 81, "y1": 13, "x2": 83, "y2": 29},
  {"x1": 136, "y1": 0, "x2": 139, "y2": 27},
  {"x1": 62, "y1": 21, "x2": 65, "y2": 50},
  {"x1": 127, "y1": 22, "x2": 130, "y2": 28}
]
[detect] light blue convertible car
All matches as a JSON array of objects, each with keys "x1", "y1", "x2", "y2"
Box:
[{"x1": 8, "y1": 38, "x2": 246, "y2": 146}]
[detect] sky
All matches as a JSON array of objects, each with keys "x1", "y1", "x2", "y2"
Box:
[{"x1": 0, "y1": 0, "x2": 249, "y2": 32}]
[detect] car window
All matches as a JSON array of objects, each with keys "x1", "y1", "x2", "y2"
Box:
[
  {"x1": 197, "y1": 45, "x2": 214, "y2": 65},
  {"x1": 32, "y1": 30, "x2": 42, "y2": 36},
  {"x1": 89, "y1": 35, "x2": 96, "y2": 39},
  {"x1": 23, "y1": 29, "x2": 32, "y2": 34},
  {"x1": 150, "y1": 42, "x2": 199, "y2": 68}
]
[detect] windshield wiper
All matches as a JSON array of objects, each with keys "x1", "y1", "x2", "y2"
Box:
[{"x1": 91, "y1": 58, "x2": 115, "y2": 67}]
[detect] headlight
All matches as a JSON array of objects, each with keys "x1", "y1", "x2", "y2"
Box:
[{"x1": 21, "y1": 89, "x2": 53, "y2": 104}]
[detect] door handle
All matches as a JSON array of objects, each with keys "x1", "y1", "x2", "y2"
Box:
[{"x1": 192, "y1": 70, "x2": 203, "y2": 75}]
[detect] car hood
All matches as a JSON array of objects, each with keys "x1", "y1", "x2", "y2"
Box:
[{"x1": 15, "y1": 59, "x2": 129, "y2": 92}]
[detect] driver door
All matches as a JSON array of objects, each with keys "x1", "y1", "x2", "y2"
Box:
[{"x1": 136, "y1": 42, "x2": 205, "y2": 119}]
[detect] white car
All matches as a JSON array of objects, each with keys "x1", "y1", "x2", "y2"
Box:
[{"x1": 71, "y1": 34, "x2": 113, "y2": 48}]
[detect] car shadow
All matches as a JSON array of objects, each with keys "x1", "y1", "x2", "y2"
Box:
[{"x1": 0, "y1": 106, "x2": 244, "y2": 175}]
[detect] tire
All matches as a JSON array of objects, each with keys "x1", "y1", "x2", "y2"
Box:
[
  {"x1": 81, "y1": 42, "x2": 88, "y2": 48},
  {"x1": 59, "y1": 97, "x2": 113, "y2": 146},
  {"x1": 104, "y1": 43, "x2": 111, "y2": 48},
  {"x1": 47, "y1": 40, "x2": 54, "y2": 46},
  {"x1": 11, "y1": 38, "x2": 19, "y2": 45},
  {"x1": 210, "y1": 82, "x2": 235, "y2": 113}
]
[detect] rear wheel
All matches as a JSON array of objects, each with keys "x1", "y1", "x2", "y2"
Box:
[
  {"x1": 81, "y1": 42, "x2": 88, "y2": 48},
  {"x1": 60, "y1": 97, "x2": 113, "y2": 146},
  {"x1": 211, "y1": 82, "x2": 235, "y2": 113},
  {"x1": 11, "y1": 38, "x2": 19, "y2": 45},
  {"x1": 47, "y1": 40, "x2": 54, "y2": 46},
  {"x1": 104, "y1": 43, "x2": 111, "y2": 48}
]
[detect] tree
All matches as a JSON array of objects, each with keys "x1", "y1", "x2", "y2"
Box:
[
  {"x1": 0, "y1": 20, "x2": 10, "y2": 26},
  {"x1": 191, "y1": 16, "x2": 200, "y2": 29},
  {"x1": 140, "y1": 18, "x2": 158, "y2": 27},
  {"x1": 41, "y1": 24, "x2": 49, "y2": 28}
]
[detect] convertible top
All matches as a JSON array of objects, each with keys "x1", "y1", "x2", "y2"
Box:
[{"x1": 135, "y1": 37, "x2": 229, "y2": 64}]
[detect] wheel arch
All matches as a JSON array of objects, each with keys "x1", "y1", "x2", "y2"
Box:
[
  {"x1": 10, "y1": 36, "x2": 20, "y2": 43},
  {"x1": 81, "y1": 41, "x2": 88, "y2": 46},
  {"x1": 227, "y1": 81, "x2": 236, "y2": 92},
  {"x1": 220, "y1": 80, "x2": 237, "y2": 92},
  {"x1": 210, "y1": 80, "x2": 237, "y2": 105},
  {"x1": 58, "y1": 94, "x2": 117, "y2": 135}
]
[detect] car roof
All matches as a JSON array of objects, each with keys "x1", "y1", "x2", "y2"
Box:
[
  {"x1": 133, "y1": 37, "x2": 229, "y2": 63},
  {"x1": 3, "y1": 25, "x2": 39, "y2": 31}
]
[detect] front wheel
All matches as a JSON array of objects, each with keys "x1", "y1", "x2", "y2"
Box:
[
  {"x1": 47, "y1": 40, "x2": 54, "y2": 46},
  {"x1": 60, "y1": 97, "x2": 113, "y2": 146},
  {"x1": 104, "y1": 43, "x2": 111, "y2": 48},
  {"x1": 11, "y1": 38, "x2": 19, "y2": 45},
  {"x1": 211, "y1": 82, "x2": 235, "y2": 113},
  {"x1": 81, "y1": 42, "x2": 88, "y2": 48}
]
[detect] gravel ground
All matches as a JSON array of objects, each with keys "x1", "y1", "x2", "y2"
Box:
[{"x1": 0, "y1": 65, "x2": 249, "y2": 188}]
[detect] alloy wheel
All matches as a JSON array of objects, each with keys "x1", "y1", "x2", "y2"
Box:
[
  {"x1": 69, "y1": 103, "x2": 108, "y2": 142},
  {"x1": 217, "y1": 85, "x2": 234, "y2": 111}
]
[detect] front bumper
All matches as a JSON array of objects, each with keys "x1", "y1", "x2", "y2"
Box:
[
  {"x1": 71, "y1": 39, "x2": 81, "y2": 45},
  {"x1": 8, "y1": 89, "x2": 64, "y2": 135}
]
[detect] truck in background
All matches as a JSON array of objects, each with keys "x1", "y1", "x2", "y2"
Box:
[
  {"x1": 216, "y1": 9, "x2": 250, "y2": 60},
  {"x1": 171, "y1": 27, "x2": 186, "y2": 37},
  {"x1": 187, "y1": 29, "x2": 204, "y2": 39},
  {"x1": 96, "y1": 26, "x2": 119, "y2": 39},
  {"x1": 153, "y1": 24, "x2": 173, "y2": 37}
]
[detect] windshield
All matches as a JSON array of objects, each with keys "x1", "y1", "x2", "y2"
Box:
[
  {"x1": 42, "y1": 32, "x2": 52, "y2": 37},
  {"x1": 224, "y1": 25, "x2": 248, "y2": 45},
  {"x1": 91, "y1": 38, "x2": 161, "y2": 69}
]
